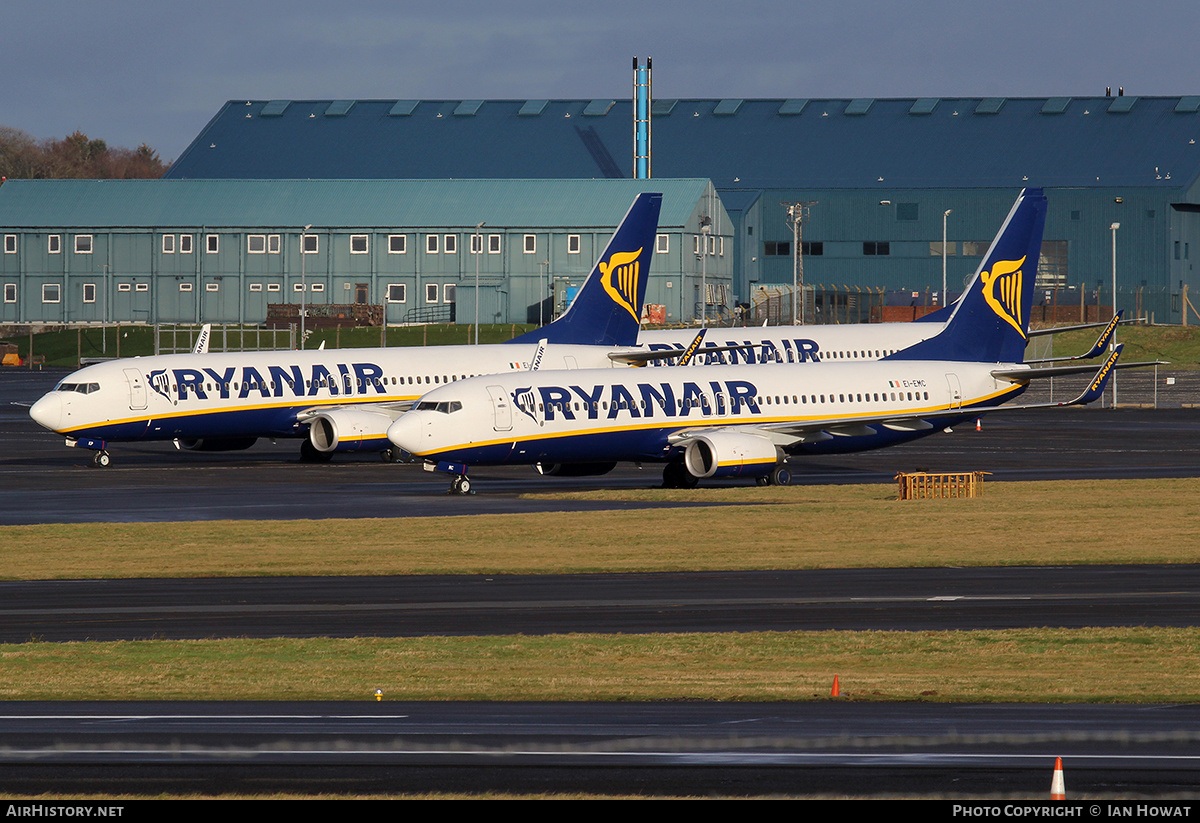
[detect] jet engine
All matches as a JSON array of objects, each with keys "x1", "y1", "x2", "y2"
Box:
[
  {"x1": 682, "y1": 432, "x2": 781, "y2": 479},
  {"x1": 177, "y1": 437, "x2": 258, "y2": 451},
  {"x1": 308, "y1": 408, "x2": 393, "y2": 453},
  {"x1": 534, "y1": 461, "x2": 618, "y2": 477}
]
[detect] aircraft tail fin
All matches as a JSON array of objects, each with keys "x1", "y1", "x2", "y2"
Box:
[
  {"x1": 886, "y1": 188, "x2": 1047, "y2": 363},
  {"x1": 508, "y1": 192, "x2": 662, "y2": 347}
]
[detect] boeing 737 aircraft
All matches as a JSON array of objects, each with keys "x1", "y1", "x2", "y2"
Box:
[
  {"x1": 30, "y1": 187, "x2": 1114, "y2": 469},
  {"x1": 386, "y1": 188, "x2": 1138, "y2": 492},
  {"x1": 29, "y1": 193, "x2": 665, "y2": 466}
]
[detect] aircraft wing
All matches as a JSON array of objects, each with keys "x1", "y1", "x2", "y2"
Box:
[
  {"x1": 666, "y1": 347, "x2": 1129, "y2": 451},
  {"x1": 294, "y1": 401, "x2": 415, "y2": 425}
]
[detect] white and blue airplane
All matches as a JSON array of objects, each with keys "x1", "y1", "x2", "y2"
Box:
[
  {"x1": 29, "y1": 193, "x2": 666, "y2": 466},
  {"x1": 29, "y1": 187, "x2": 1114, "y2": 469},
  {"x1": 385, "y1": 188, "x2": 1144, "y2": 492}
]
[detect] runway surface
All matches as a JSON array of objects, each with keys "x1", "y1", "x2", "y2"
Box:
[
  {"x1": 4, "y1": 701, "x2": 1200, "y2": 797},
  {"x1": 4, "y1": 368, "x2": 1200, "y2": 524},
  {"x1": 3, "y1": 367, "x2": 1200, "y2": 796},
  {"x1": 2, "y1": 565, "x2": 1198, "y2": 641}
]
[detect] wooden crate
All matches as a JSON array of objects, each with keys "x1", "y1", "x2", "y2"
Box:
[{"x1": 896, "y1": 471, "x2": 990, "y2": 500}]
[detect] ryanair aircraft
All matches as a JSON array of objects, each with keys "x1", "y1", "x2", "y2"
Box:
[
  {"x1": 386, "y1": 188, "x2": 1142, "y2": 493},
  {"x1": 29, "y1": 187, "x2": 1117, "y2": 469},
  {"x1": 30, "y1": 193, "x2": 665, "y2": 466}
]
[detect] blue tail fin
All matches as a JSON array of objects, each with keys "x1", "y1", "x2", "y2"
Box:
[
  {"x1": 887, "y1": 188, "x2": 1047, "y2": 363},
  {"x1": 508, "y1": 192, "x2": 662, "y2": 347}
]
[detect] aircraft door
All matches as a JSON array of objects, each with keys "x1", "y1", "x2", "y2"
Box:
[
  {"x1": 945, "y1": 373, "x2": 962, "y2": 410},
  {"x1": 124, "y1": 368, "x2": 147, "y2": 411},
  {"x1": 486, "y1": 384, "x2": 512, "y2": 431}
]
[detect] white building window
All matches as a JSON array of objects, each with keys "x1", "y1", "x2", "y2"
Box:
[
  {"x1": 179, "y1": 282, "x2": 193, "y2": 292},
  {"x1": 524, "y1": 234, "x2": 536, "y2": 254},
  {"x1": 205, "y1": 282, "x2": 219, "y2": 292},
  {"x1": 268, "y1": 234, "x2": 280, "y2": 253},
  {"x1": 568, "y1": 234, "x2": 580, "y2": 254},
  {"x1": 75, "y1": 235, "x2": 93, "y2": 254},
  {"x1": 163, "y1": 235, "x2": 175, "y2": 254},
  {"x1": 4, "y1": 283, "x2": 16, "y2": 302},
  {"x1": 471, "y1": 233, "x2": 483, "y2": 254},
  {"x1": 180, "y1": 235, "x2": 193, "y2": 254},
  {"x1": 267, "y1": 283, "x2": 281, "y2": 292},
  {"x1": 488, "y1": 234, "x2": 501, "y2": 253},
  {"x1": 443, "y1": 284, "x2": 456, "y2": 303},
  {"x1": 657, "y1": 234, "x2": 669, "y2": 254},
  {"x1": 443, "y1": 234, "x2": 457, "y2": 254},
  {"x1": 388, "y1": 235, "x2": 407, "y2": 254},
  {"x1": 83, "y1": 283, "x2": 96, "y2": 303},
  {"x1": 426, "y1": 234, "x2": 439, "y2": 254},
  {"x1": 48, "y1": 235, "x2": 61, "y2": 254},
  {"x1": 351, "y1": 234, "x2": 368, "y2": 254},
  {"x1": 302, "y1": 234, "x2": 318, "y2": 254},
  {"x1": 206, "y1": 235, "x2": 219, "y2": 254},
  {"x1": 311, "y1": 282, "x2": 325, "y2": 292},
  {"x1": 387, "y1": 283, "x2": 407, "y2": 303},
  {"x1": 42, "y1": 283, "x2": 60, "y2": 303},
  {"x1": 426, "y1": 283, "x2": 439, "y2": 303},
  {"x1": 249, "y1": 283, "x2": 263, "y2": 292},
  {"x1": 294, "y1": 283, "x2": 305, "y2": 292},
  {"x1": 135, "y1": 283, "x2": 149, "y2": 292},
  {"x1": 117, "y1": 283, "x2": 132, "y2": 292},
  {"x1": 4, "y1": 235, "x2": 15, "y2": 254},
  {"x1": 248, "y1": 234, "x2": 267, "y2": 254}
]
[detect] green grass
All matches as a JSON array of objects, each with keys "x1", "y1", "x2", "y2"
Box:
[
  {"x1": 1, "y1": 628, "x2": 1197, "y2": 702},
  {"x1": 2, "y1": 479, "x2": 1198, "y2": 579}
]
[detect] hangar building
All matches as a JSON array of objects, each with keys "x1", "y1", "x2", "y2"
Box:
[
  {"x1": 0, "y1": 178, "x2": 729, "y2": 326},
  {"x1": 165, "y1": 95, "x2": 1200, "y2": 323}
]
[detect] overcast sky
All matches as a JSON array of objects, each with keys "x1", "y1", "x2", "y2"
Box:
[{"x1": 6, "y1": 0, "x2": 1200, "y2": 162}]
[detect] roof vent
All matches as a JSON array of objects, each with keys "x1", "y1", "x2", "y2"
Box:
[
  {"x1": 844, "y1": 98, "x2": 875, "y2": 115},
  {"x1": 519, "y1": 100, "x2": 549, "y2": 116},
  {"x1": 324, "y1": 101, "x2": 356, "y2": 116},
  {"x1": 1041, "y1": 97, "x2": 1071, "y2": 114},
  {"x1": 778, "y1": 99, "x2": 809, "y2": 115},
  {"x1": 975, "y1": 98, "x2": 1006, "y2": 114},
  {"x1": 388, "y1": 101, "x2": 419, "y2": 116}
]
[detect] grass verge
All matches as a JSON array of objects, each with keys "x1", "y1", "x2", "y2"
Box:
[
  {"x1": 2, "y1": 479, "x2": 1198, "y2": 579},
  {"x1": 1, "y1": 628, "x2": 1197, "y2": 702}
]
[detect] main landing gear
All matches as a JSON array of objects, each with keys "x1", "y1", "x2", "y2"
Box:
[
  {"x1": 662, "y1": 460, "x2": 699, "y2": 489},
  {"x1": 299, "y1": 440, "x2": 334, "y2": 463},
  {"x1": 91, "y1": 450, "x2": 111, "y2": 468},
  {"x1": 755, "y1": 465, "x2": 792, "y2": 487},
  {"x1": 450, "y1": 474, "x2": 473, "y2": 495}
]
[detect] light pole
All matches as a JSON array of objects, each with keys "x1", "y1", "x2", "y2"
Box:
[
  {"x1": 699, "y1": 216, "x2": 711, "y2": 327},
  {"x1": 474, "y1": 222, "x2": 484, "y2": 344},
  {"x1": 300, "y1": 224, "x2": 311, "y2": 349},
  {"x1": 540, "y1": 259, "x2": 549, "y2": 327},
  {"x1": 1110, "y1": 222, "x2": 1120, "y2": 407},
  {"x1": 942, "y1": 209, "x2": 953, "y2": 306}
]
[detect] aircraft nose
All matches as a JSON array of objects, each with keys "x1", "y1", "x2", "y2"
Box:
[
  {"x1": 386, "y1": 413, "x2": 424, "y2": 453},
  {"x1": 29, "y1": 393, "x2": 64, "y2": 432}
]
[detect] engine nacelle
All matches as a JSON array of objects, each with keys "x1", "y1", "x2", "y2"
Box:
[
  {"x1": 308, "y1": 408, "x2": 393, "y2": 453},
  {"x1": 535, "y1": 461, "x2": 618, "y2": 477},
  {"x1": 178, "y1": 437, "x2": 258, "y2": 452},
  {"x1": 683, "y1": 432, "x2": 781, "y2": 479}
]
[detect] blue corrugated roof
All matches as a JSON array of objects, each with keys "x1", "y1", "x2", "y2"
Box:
[
  {"x1": 166, "y1": 97, "x2": 1200, "y2": 190},
  {"x1": 0, "y1": 178, "x2": 710, "y2": 229}
]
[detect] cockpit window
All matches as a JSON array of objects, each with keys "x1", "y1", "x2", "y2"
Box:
[
  {"x1": 56, "y1": 383, "x2": 100, "y2": 394},
  {"x1": 415, "y1": 400, "x2": 462, "y2": 414}
]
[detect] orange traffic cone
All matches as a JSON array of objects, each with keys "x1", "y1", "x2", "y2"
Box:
[
  {"x1": 831, "y1": 675, "x2": 840, "y2": 697},
  {"x1": 1050, "y1": 757, "x2": 1066, "y2": 800},
  {"x1": 975, "y1": 418, "x2": 982, "y2": 431}
]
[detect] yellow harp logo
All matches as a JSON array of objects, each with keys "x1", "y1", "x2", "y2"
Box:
[
  {"x1": 600, "y1": 248, "x2": 643, "y2": 322},
  {"x1": 981, "y1": 256, "x2": 1026, "y2": 338}
]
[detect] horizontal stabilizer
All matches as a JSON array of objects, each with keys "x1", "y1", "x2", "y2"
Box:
[{"x1": 1024, "y1": 311, "x2": 1122, "y2": 365}]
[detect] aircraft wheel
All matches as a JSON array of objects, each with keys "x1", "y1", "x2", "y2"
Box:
[
  {"x1": 756, "y1": 475, "x2": 770, "y2": 487},
  {"x1": 299, "y1": 440, "x2": 334, "y2": 463},
  {"x1": 770, "y1": 465, "x2": 792, "y2": 486},
  {"x1": 92, "y1": 450, "x2": 111, "y2": 468},
  {"x1": 451, "y1": 475, "x2": 472, "y2": 495}
]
